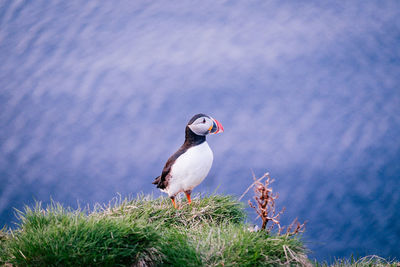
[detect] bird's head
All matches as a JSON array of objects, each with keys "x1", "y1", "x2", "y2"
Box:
[{"x1": 187, "y1": 113, "x2": 224, "y2": 136}]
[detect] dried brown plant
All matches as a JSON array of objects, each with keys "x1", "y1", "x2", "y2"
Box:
[
  {"x1": 240, "y1": 172, "x2": 306, "y2": 235},
  {"x1": 280, "y1": 217, "x2": 307, "y2": 236}
]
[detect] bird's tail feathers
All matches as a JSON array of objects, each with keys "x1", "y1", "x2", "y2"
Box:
[{"x1": 152, "y1": 175, "x2": 161, "y2": 185}]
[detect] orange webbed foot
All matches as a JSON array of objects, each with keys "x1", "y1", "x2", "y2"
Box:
[
  {"x1": 185, "y1": 191, "x2": 192, "y2": 205},
  {"x1": 170, "y1": 197, "x2": 177, "y2": 209}
]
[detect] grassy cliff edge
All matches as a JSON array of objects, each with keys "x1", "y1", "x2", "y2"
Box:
[{"x1": 0, "y1": 195, "x2": 308, "y2": 266}]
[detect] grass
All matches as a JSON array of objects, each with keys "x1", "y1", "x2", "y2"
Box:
[
  {"x1": 0, "y1": 194, "x2": 309, "y2": 266},
  {"x1": 315, "y1": 255, "x2": 400, "y2": 267},
  {"x1": 0, "y1": 202, "x2": 161, "y2": 266}
]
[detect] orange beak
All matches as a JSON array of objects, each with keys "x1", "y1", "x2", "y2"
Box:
[{"x1": 209, "y1": 118, "x2": 224, "y2": 134}]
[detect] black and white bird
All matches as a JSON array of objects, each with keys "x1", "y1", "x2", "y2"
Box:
[{"x1": 153, "y1": 114, "x2": 224, "y2": 208}]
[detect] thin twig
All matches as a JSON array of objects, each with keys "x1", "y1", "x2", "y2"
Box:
[
  {"x1": 238, "y1": 172, "x2": 268, "y2": 201},
  {"x1": 244, "y1": 171, "x2": 306, "y2": 235}
]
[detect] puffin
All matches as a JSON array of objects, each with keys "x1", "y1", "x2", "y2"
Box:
[{"x1": 153, "y1": 114, "x2": 224, "y2": 208}]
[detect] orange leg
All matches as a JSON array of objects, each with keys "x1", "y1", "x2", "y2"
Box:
[
  {"x1": 170, "y1": 197, "x2": 177, "y2": 209},
  {"x1": 185, "y1": 191, "x2": 192, "y2": 204}
]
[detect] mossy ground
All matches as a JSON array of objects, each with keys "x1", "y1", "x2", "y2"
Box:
[
  {"x1": 1, "y1": 195, "x2": 397, "y2": 266},
  {"x1": 315, "y1": 255, "x2": 399, "y2": 267},
  {"x1": 0, "y1": 194, "x2": 309, "y2": 266}
]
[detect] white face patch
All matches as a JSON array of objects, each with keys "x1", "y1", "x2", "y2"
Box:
[{"x1": 188, "y1": 116, "x2": 214, "y2": 136}]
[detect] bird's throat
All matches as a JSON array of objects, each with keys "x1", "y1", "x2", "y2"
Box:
[{"x1": 184, "y1": 126, "x2": 206, "y2": 146}]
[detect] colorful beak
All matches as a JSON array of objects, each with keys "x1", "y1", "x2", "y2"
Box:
[{"x1": 209, "y1": 118, "x2": 224, "y2": 134}]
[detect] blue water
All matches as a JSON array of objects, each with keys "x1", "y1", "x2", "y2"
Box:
[{"x1": 1, "y1": 1, "x2": 400, "y2": 262}]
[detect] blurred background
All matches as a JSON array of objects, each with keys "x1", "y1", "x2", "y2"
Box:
[{"x1": 1, "y1": 1, "x2": 399, "y2": 262}]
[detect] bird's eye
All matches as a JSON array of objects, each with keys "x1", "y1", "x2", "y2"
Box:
[{"x1": 202, "y1": 118, "x2": 206, "y2": 123}]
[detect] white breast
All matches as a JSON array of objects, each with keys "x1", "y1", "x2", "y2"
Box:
[{"x1": 166, "y1": 142, "x2": 213, "y2": 197}]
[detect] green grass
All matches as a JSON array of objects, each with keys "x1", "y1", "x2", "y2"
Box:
[
  {"x1": 315, "y1": 255, "x2": 399, "y2": 267},
  {"x1": 0, "y1": 194, "x2": 309, "y2": 266}
]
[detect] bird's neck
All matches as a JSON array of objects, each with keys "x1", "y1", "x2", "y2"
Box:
[{"x1": 184, "y1": 126, "x2": 206, "y2": 146}]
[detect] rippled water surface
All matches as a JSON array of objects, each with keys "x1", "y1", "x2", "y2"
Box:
[{"x1": 1, "y1": 1, "x2": 400, "y2": 261}]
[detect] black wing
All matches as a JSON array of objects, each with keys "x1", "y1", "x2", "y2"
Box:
[{"x1": 152, "y1": 145, "x2": 189, "y2": 189}]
